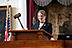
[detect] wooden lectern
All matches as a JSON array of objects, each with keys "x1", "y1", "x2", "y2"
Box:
[{"x1": 10, "y1": 29, "x2": 53, "y2": 41}]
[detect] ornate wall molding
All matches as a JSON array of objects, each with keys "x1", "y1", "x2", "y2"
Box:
[{"x1": 47, "y1": 4, "x2": 72, "y2": 35}]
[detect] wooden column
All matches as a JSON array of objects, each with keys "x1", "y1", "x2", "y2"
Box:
[
  {"x1": 37, "y1": 32, "x2": 43, "y2": 40},
  {"x1": 12, "y1": 33, "x2": 16, "y2": 41}
]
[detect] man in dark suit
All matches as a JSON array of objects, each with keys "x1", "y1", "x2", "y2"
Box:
[
  {"x1": 31, "y1": 10, "x2": 52, "y2": 34},
  {"x1": 63, "y1": 14, "x2": 72, "y2": 35},
  {"x1": 58, "y1": 13, "x2": 72, "y2": 40},
  {"x1": 59, "y1": 13, "x2": 72, "y2": 35}
]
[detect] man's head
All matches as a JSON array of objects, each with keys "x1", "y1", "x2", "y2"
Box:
[{"x1": 37, "y1": 10, "x2": 46, "y2": 23}]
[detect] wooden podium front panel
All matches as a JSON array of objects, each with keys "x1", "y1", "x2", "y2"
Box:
[
  {"x1": 10, "y1": 29, "x2": 52, "y2": 41},
  {"x1": 16, "y1": 32, "x2": 38, "y2": 40},
  {"x1": 14, "y1": 32, "x2": 49, "y2": 41},
  {"x1": 41, "y1": 35, "x2": 49, "y2": 40}
]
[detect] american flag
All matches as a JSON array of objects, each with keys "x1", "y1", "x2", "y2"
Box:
[{"x1": 5, "y1": 5, "x2": 11, "y2": 41}]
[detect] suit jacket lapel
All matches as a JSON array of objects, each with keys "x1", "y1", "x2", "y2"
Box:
[{"x1": 36, "y1": 21, "x2": 39, "y2": 29}]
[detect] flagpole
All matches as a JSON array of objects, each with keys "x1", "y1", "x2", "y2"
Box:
[{"x1": 5, "y1": 0, "x2": 9, "y2": 41}]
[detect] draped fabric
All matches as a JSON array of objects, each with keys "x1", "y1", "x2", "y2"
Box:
[
  {"x1": 57, "y1": 0, "x2": 72, "y2": 6},
  {"x1": 34, "y1": 0, "x2": 72, "y2": 6},
  {"x1": 33, "y1": 0, "x2": 52, "y2": 7},
  {"x1": 29, "y1": 0, "x2": 35, "y2": 29}
]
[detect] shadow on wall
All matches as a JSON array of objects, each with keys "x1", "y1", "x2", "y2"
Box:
[{"x1": 12, "y1": 7, "x2": 17, "y2": 30}]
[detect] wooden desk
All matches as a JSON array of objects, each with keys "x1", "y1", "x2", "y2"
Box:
[
  {"x1": 0, "y1": 40, "x2": 64, "y2": 48},
  {"x1": 64, "y1": 40, "x2": 72, "y2": 48},
  {"x1": 10, "y1": 29, "x2": 53, "y2": 41},
  {"x1": 1, "y1": 40, "x2": 72, "y2": 48}
]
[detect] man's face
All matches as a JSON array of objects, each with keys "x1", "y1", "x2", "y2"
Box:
[{"x1": 38, "y1": 13, "x2": 46, "y2": 23}]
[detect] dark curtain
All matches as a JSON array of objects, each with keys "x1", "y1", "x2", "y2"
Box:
[{"x1": 28, "y1": 0, "x2": 34, "y2": 29}]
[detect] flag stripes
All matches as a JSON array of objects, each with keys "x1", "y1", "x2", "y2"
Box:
[{"x1": 5, "y1": 5, "x2": 11, "y2": 41}]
